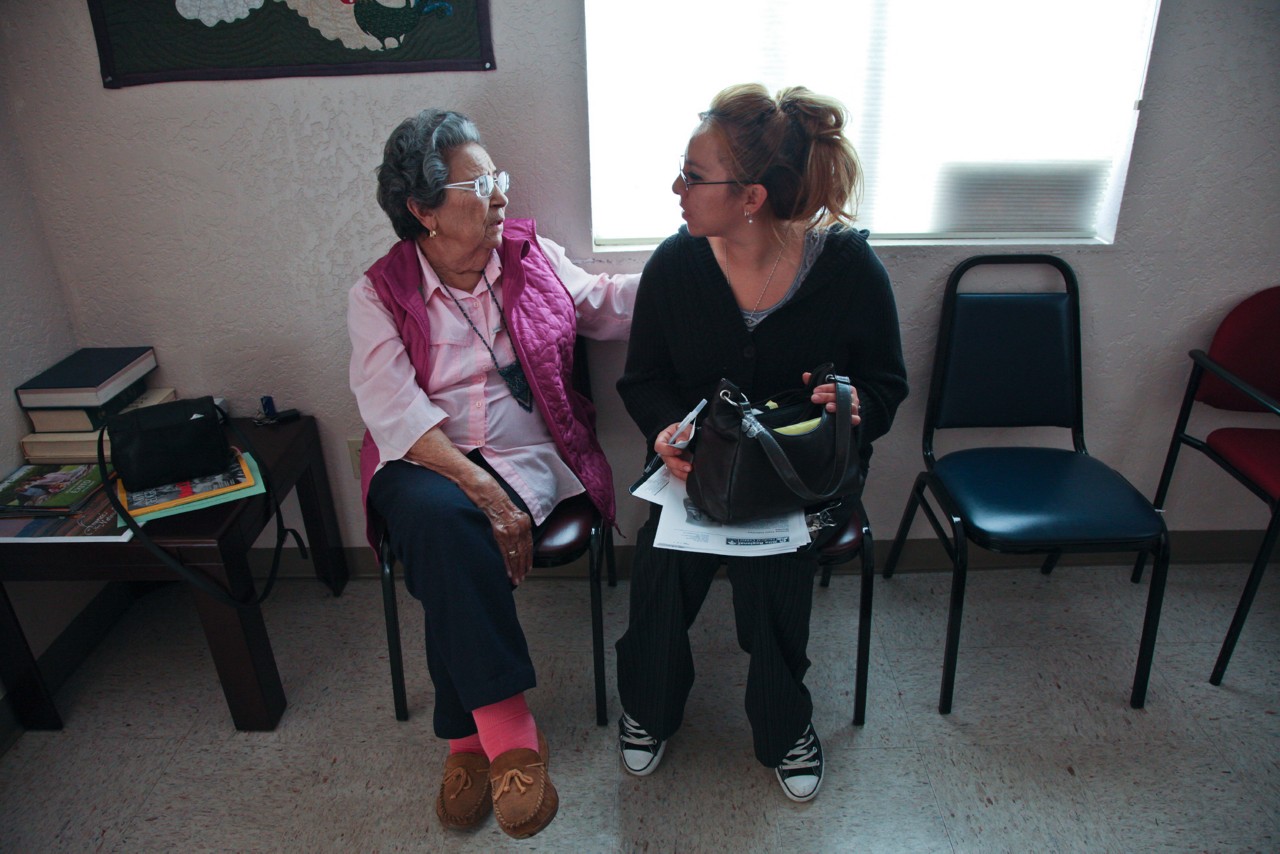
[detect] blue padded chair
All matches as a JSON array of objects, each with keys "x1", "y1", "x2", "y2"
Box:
[{"x1": 881, "y1": 254, "x2": 1170, "y2": 714}]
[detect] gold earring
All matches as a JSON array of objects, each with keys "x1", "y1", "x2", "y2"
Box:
[{"x1": 427, "y1": 228, "x2": 437, "y2": 239}]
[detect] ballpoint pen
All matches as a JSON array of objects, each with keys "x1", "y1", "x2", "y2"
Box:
[{"x1": 631, "y1": 398, "x2": 707, "y2": 490}]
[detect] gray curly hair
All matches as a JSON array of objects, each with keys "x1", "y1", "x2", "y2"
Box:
[{"x1": 376, "y1": 109, "x2": 483, "y2": 241}]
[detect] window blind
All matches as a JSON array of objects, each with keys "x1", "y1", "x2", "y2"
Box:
[{"x1": 584, "y1": 0, "x2": 1161, "y2": 245}]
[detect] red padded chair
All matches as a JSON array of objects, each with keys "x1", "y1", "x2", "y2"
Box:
[{"x1": 1135, "y1": 286, "x2": 1280, "y2": 685}]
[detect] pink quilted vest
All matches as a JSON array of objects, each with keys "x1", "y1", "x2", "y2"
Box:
[{"x1": 358, "y1": 219, "x2": 616, "y2": 547}]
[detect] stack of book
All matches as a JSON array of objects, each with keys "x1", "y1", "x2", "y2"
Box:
[{"x1": 14, "y1": 346, "x2": 176, "y2": 464}]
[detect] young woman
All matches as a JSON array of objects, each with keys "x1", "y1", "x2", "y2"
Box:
[{"x1": 614, "y1": 84, "x2": 908, "y2": 802}]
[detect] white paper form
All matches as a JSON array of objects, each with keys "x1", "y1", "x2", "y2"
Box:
[{"x1": 631, "y1": 465, "x2": 810, "y2": 556}]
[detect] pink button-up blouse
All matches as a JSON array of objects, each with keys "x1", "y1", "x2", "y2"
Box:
[{"x1": 348, "y1": 236, "x2": 637, "y2": 525}]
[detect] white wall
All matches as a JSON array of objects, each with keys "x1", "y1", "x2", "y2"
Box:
[
  {"x1": 0, "y1": 91, "x2": 105, "y2": 657},
  {"x1": 1, "y1": 0, "x2": 1277, "y2": 567}
]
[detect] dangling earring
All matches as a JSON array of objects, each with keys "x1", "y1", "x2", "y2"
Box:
[{"x1": 744, "y1": 209, "x2": 754, "y2": 225}]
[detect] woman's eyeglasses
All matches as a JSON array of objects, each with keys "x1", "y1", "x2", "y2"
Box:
[
  {"x1": 677, "y1": 156, "x2": 745, "y2": 191},
  {"x1": 443, "y1": 171, "x2": 511, "y2": 198}
]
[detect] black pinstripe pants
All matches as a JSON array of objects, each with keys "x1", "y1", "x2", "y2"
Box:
[{"x1": 615, "y1": 506, "x2": 818, "y2": 767}]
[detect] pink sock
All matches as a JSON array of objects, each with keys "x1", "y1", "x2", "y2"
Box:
[
  {"x1": 472, "y1": 693, "x2": 539, "y2": 760},
  {"x1": 448, "y1": 733, "x2": 485, "y2": 756}
]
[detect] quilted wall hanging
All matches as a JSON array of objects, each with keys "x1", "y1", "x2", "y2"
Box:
[{"x1": 87, "y1": 0, "x2": 494, "y2": 88}]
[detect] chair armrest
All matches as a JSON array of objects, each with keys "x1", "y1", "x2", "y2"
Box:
[{"x1": 1190, "y1": 349, "x2": 1280, "y2": 417}]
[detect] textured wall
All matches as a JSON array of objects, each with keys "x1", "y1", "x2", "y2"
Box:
[
  {"x1": 0, "y1": 89, "x2": 104, "y2": 657},
  {"x1": 1, "y1": 0, "x2": 1278, "y2": 558}
]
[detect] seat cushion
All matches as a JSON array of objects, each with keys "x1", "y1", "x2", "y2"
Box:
[
  {"x1": 1206, "y1": 428, "x2": 1280, "y2": 501},
  {"x1": 532, "y1": 493, "x2": 596, "y2": 564},
  {"x1": 932, "y1": 447, "x2": 1163, "y2": 553},
  {"x1": 817, "y1": 504, "x2": 866, "y2": 563}
]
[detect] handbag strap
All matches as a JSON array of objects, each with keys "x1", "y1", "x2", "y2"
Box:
[
  {"x1": 738, "y1": 374, "x2": 857, "y2": 503},
  {"x1": 95, "y1": 410, "x2": 307, "y2": 610}
]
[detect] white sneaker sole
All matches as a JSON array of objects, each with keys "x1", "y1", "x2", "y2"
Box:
[
  {"x1": 776, "y1": 770, "x2": 822, "y2": 803},
  {"x1": 620, "y1": 740, "x2": 666, "y2": 777}
]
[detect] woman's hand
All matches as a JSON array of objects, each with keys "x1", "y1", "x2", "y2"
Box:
[
  {"x1": 804, "y1": 371, "x2": 862, "y2": 427},
  {"x1": 654, "y1": 420, "x2": 695, "y2": 482},
  {"x1": 470, "y1": 480, "x2": 534, "y2": 585},
  {"x1": 404, "y1": 427, "x2": 533, "y2": 585}
]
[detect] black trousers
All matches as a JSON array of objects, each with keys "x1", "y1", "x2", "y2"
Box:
[
  {"x1": 615, "y1": 506, "x2": 818, "y2": 767},
  {"x1": 369, "y1": 457, "x2": 545, "y2": 740}
]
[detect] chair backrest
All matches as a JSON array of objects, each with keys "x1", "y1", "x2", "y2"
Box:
[
  {"x1": 1197, "y1": 286, "x2": 1280, "y2": 411},
  {"x1": 924, "y1": 254, "x2": 1084, "y2": 465}
]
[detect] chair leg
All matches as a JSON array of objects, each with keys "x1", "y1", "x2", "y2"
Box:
[
  {"x1": 1039, "y1": 551, "x2": 1060, "y2": 575},
  {"x1": 853, "y1": 529, "x2": 875, "y2": 726},
  {"x1": 939, "y1": 528, "x2": 968, "y2": 715},
  {"x1": 1130, "y1": 533, "x2": 1171, "y2": 708},
  {"x1": 1210, "y1": 511, "x2": 1280, "y2": 686},
  {"x1": 380, "y1": 542, "x2": 409, "y2": 722},
  {"x1": 1135, "y1": 389, "x2": 1196, "y2": 583},
  {"x1": 589, "y1": 526, "x2": 608, "y2": 725},
  {"x1": 820, "y1": 562, "x2": 833, "y2": 588},
  {"x1": 605, "y1": 526, "x2": 618, "y2": 588},
  {"x1": 883, "y1": 475, "x2": 925, "y2": 579}
]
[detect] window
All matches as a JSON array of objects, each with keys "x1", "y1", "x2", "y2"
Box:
[{"x1": 584, "y1": 0, "x2": 1161, "y2": 246}]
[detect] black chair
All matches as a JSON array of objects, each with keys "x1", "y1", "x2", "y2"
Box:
[
  {"x1": 816, "y1": 500, "x2": 875, "y2": 726},
  {"x1": 882, "y1": 254, "x2": 1171, "y2": 714},
  {"x1": 1134, "y1": 285, "x2": 1280, "y2": 686},
  {"x1": 374, "y1": 337, "x2": 614, "y2": 726}
]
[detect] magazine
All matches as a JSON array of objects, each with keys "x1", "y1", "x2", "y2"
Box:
[
  {"x1": 0, "y1": 488, "x2": 132, "y2": 542},
  {"x1": 117, "y1": 452, "x2": 255, "y2": 517},
  {"x1": 0, "y1": 462, "x2": 106, "y2": 515}
]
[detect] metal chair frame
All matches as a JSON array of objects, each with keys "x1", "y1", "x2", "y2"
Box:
[{"x1": 1134, "y1": 317, "x2": 1280, "y2": 685}]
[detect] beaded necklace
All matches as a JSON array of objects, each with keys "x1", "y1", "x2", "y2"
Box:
[{"x1": 441, "y1": 273, "x2": 534, "y2": 412}]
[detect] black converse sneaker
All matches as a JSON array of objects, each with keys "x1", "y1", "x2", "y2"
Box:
[
  {"x1": 618, "y1": 711, "x2": 665, "y2": 776},
  {"x1": 775, "y1": 723, "x2": 823, "y2": 802}
]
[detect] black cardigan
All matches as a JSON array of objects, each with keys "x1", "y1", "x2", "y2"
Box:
[{"x1": 617, "y1": 225, "x2": 909, "y2": 465}]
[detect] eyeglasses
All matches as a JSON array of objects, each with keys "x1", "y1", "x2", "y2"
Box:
[
  {"x1": 443, "y1": 171, "x2": 510, "y2": 198},
  {"x1": 677, "y1": 156, "x2": 745, "y2": 191}
]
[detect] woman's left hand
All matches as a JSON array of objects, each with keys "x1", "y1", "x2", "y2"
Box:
[{"x1": 803, "y1": 371, "x2": 862, "y2": 426}]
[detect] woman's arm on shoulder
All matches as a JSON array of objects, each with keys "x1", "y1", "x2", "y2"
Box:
[
  {"x1": 536, "y1": 234, "x2": 639, "y2": 342},
  {"x1": 616, "y1": 243, "x2": 689, "y2": 449}
]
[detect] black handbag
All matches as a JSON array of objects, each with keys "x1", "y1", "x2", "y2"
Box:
[
  {"x1": 107, "y1": 396, "x2": 235, "y2": 491},
  {"x1": 686, "y1": 364, "x2": 864, "y2": 525},
  {"x1": 96, "y1": 397, "x2": 305, "y2": 609}
]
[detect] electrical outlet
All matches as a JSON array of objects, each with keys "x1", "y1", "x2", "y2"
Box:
[{"x1": 347, "y1": 438, "x2": 362, "y2": 479}]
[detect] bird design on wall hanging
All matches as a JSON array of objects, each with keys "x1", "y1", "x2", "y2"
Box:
[{"x1": 174, "y1": 0, "x2": 454, "y2": 51}]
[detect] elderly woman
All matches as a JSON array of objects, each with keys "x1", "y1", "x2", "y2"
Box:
[{"x1": 348, "y1": 109, "x2": 637, "y2": 839}]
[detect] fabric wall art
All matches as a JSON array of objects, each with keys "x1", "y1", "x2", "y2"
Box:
[{"x1": 88, "y1": 0, "x2": 494, "y2": 88}]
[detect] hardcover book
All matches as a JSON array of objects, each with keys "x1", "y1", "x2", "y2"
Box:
[
  {"x1": 20, "y1": 431, "x2": 110, "y2": 465},
  {"x1": 24, "y1": 379, "x2": 157, "y2": 432},
  {"x1": 16, "y1": 347, "x2": 157, "y2": 408}
]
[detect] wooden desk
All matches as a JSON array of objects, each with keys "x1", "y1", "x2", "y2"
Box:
[{"x1": 0, "y1": 416, "x2": 348, "y2": 731}]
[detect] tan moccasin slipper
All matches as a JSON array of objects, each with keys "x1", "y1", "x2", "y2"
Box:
[
  {"x1": 489, "y1": 731, "x2": 557, "y2": 839},
  {"x1": 436, "y1": 751, "x2": 492, "y2": 830}
]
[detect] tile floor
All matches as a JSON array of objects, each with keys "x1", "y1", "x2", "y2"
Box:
[{"x1": 0, "y1": 561, "x2": 1276, "y2": 852}]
